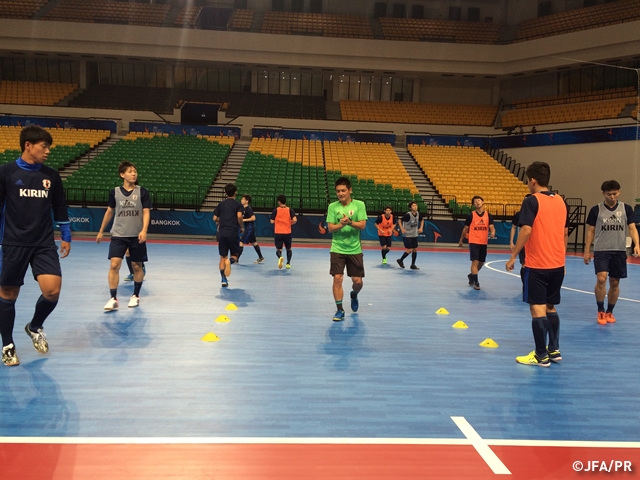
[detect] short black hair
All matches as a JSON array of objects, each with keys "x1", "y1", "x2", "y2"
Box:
[
  {"x1": 242, "y1": 194, "x2": 252, "y2": 203},
  {"x1": 277, "y1": 194, "x2": 287, "y2": 205},
  {"x1": 383, "y1": 205, "x2": 392, "y2": 211},
  {"x1": 471, "y1": 195, "x2": 484, "y2": 203},
  {"x1": 335, "y1": 176, "x2": 351, "y2": 189},
  {"x1": 525, "y1": 161, "x2": 551, "y2": 187},
  {"x1": 20, "y1": 125, "x2": 53, "y2": 152},
  {"x1": 600, "y1": 180, "x2": 621, "y2": 192},
  {"x1": 224, "y1": 183, "x2": 237, "y2": 197},
  {"x1": 118, "y1": 160, "x2": 137, "y2": 176},
  {"x1": 408, "y1": 201, "x2": 417, "y2": 209}
]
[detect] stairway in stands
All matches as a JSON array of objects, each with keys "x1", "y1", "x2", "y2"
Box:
[
  {"x1": 59, "y1": 135, "x2": 121, "y2": 181},
  {"x1": 203, "y1": 140, "x2": 249, "y2": 209},
  {"x1": 394, "y1": 146, "x2": 452, "y2": 219}
]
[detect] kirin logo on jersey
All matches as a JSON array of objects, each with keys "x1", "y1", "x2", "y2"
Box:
[
  {"x1": 348, "y1": 209, "x2": 354, "y2": 217},
  {"x1": 132, "y1": 195, "x2": 138, "y2": 201},
  {"x1": 42, "y1": 179, "x2": 51, "y2": 190}
]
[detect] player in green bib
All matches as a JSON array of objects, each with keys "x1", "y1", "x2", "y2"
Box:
[{"x1": 327, "y1": 177, "x2": 367, "y2": 321}]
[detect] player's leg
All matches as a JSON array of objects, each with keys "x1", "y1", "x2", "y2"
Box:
[
  {"x1": 284, "y1": 235, "x2": 293, "y2": 268},
  {"x1": 346, "y1": 254, "x2": 364, "y2": 311},
  {"x1": 330, "y1": 253, "x2": 347, "y2": 321}
]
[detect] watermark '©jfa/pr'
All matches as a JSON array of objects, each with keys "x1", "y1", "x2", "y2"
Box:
[{"x1": 573, "y1": 460, "x2": 632, "y2": 472}]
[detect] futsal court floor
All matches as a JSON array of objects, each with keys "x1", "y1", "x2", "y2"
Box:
[{"x1": 1, "y1": 239, "x2": 639, "y2": 479}]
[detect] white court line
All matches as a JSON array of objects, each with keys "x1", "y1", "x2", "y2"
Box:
[
  {"x1": 451, "y1": 416, "x2": 511, "y2": 475},
  {"x1": 2, "y1": 435, "x2": 640, "y2": 448},
  {"x1": 484, "y1": 259, "x2": 640, "y2": 303}
]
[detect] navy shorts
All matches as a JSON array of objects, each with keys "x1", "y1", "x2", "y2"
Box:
[
  {"x1": 218, "y1": 234, "x2": 241, "y2": 258},
  {"x1": 241, "y1": 222, "x2": 257, "y2": 244},
  {"x1": 274, "y1": 233, "x2": 292, "y2": 251},
  {"x1": 593, "y1": 251, "x2": 627, "y2": 279},
  {"x1": 379, "y1": 236, "x2": 392, "y2": 248},
  {"x1": 522, "y1": 266, "x2": 564, "y2": 306},
  {"x1": 469, "y1": 243, "x2": 487, "y2": 263},
  {"x1": 0, "y1": 244, "x2": 62, "y2": 287},
  {"x1": 109, "y1": 237, "x2": 148, "y2": 262},
  {"x1": 330, "y1": 252, "x2": 365, "y2": 278},
  {"x1": 403, "y1": 237, "x2": 418, "y2": 249}
]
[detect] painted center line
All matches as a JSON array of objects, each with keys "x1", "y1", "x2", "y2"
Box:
[{"x1": 451, "y1": 416, "x2": 511, "y2": 475}]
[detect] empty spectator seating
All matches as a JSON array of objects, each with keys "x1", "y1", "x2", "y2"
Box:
[
  {"x1": 0, "y1": 0, "x2": 47, "y2": 19},
  {"x1": 174, "y1": 6, "x2": 202, "y2": 27},
  {"x1": 0, "y1": 81, "x2": 78, "y2": 106},
  {"x1": 0, "y1": 125, "x2": 109, "y2": 170},
  {"x1": 64, "y1": 134, "x2": 231, "y2": 208},
  {"x1": 262, "y1": 11, "x2": 373, "y2": 39},
  {"x1": 516, "y1": 0, "x2": 640, "y2": 42},
  {"x1": 379, "y1": 17, "x2": 500, "y2": 44},
  {"x1": 324, "y1": 141, "x2": 424, "y2": 213},
  {"x1": 501, "y1": 96, "x2": 633, "y2": 127},
  {"x1": 340, "y1": 100, "x2": 497, "y2": 126},
  {"x1": 228, "y1": 9, "x2": 254, "y2": 30},
  {"x1": 44, "y1": 0, "x2": 170, "y2": 26},
  {"x1": 237, "y1": 138, "x2": 327, "y2": 211},
  {"x1": 508, "y1": 86, "x2": 637, "y2": 109},
  {"x1": 409, "y1": 144, "x2": 528, "y2": 216}
]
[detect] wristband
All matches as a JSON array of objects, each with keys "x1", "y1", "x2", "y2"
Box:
[{"x1": 59, "y1": 223, "x2": 72, "y2": 242}]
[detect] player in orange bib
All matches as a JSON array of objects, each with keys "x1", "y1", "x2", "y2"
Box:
[
  {"x1": 507, "y1": 162, "x2": 569, "y2": 368},
  {"x1": 269, "y1": 194, "x2": 297, "y2": 269},
  {"x1": 458, "y1": 196, "x2": 495, "y2": 290},
  {"x1": 374, "y1": 206, "x2": 395, "y2": 264}
]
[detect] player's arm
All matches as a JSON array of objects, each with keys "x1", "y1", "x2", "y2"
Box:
[
  {"x1": 291, "y1": 209, "x2": 297, "y2": 225},
  {"x1": 506, "y1": 225, "x2": 531, "y2": 271},
  {"x1": 397, "y1": 218, "x2": 405, "y2": 234},
  {"x1": 96, "y1": 207, "x2": 114, "y2": 243},
  {"x1": 237, "y1": 211, "x2": 244, "y2": 232},
  {"x1": 509, "y1": 224, "x2": 517, "y2": 250},
  {"x1": 583, "y1": 225, "x2": 595, "y2": 264},
  {"x1": 418, "y1": 216, "x2": 424, "y2": 234},
  {"x1": 138, "y1": 208, "x2": 150, "y2": 243},
  {"x1": 628, "y1": 223, "x2": 640, "y2": 257},
  {"x1": 458, "y1": 226, "x2": 469, "y2": 247}
]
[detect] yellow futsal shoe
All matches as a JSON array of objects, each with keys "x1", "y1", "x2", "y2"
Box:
[{"x1": 516, "y1": 351, "x2": 550, "y2": 367}]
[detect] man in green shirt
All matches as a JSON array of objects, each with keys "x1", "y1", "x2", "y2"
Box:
[{"x1": 327, "y1": 177, "x2": 368, "y2": 321}]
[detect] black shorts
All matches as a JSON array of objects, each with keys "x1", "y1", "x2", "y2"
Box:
[
  {"x1": 109, "y1": 237, "x2": 148, "y2": 262},
  {"x1": 522, "y1": 266, "x2": 564, "y2": 306},
  {"x1": 218, "y1": 234, "x2": 241, "y2": 258},
  {"x1": 379, "y1": 236, "x2": 392, "y2": 248},
  {"x1": 274, "y1": 233, "x2": 292, "y2": 251},
  {"x1": 241, "y1": 222, "x2": 257, "y2": 244},
  {"x1": 0, "y1": 244, "x2": 61, "y2": 287},
  {"x1": 593, "y1": 251, "x2": 627, "y2": 279},
  {"x1": 403, "y1": 237, "x2": 418, "y2": 249},
  {"x1": 469, "y1": 243, "x2": 488, "y2": 263},
  {"x1": 330, "y1": 252, "x2": 365, "y2": 278}
]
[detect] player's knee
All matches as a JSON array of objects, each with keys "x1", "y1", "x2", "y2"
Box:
[{"x1": 609, "y1": 278, "x2": 620, "y2": 288}]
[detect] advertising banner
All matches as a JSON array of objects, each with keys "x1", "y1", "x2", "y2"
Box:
[
  {"x1": 252, "y1": 128, "x2": 396, "y2": 145},
  {"x1": 0, "y1": 115, "x2": 117, "y2": 132},
  {"x1": 129, "y1": 122, "x2": 241, "y2": 139}
]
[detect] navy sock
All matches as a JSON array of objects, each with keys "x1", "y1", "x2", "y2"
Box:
[
  {"x1": 220, "y1": 269, "x2": 226, "y2": 279},
  {"x1": 276, "y1": 251, "x2": 281, "y2": 258},
  {"x1": 230, "y1": 257, "x2": 236, "y2": 265},
  {"x1": 110, "y1": 289, "x2": 117, "y2": 300},
  {"x1": 381, "y1": 249, "x2": 387, "y2": 259},
  {"x1": 237, "y1": 246, "x2": 243, "y2": 259},
  {"x1": 133, "y1": 282, "x2": 143, "y2": 297},
  {"x1": 336, "y1": 301, "x2": 344, "y2": 311},
  {"x1": 532, "y1": 316, "x2": 548, "y2": 358},
  {"x1": 400, "y1": 252, "x2": 409, "y2": 261},
  {"x1": 597, "y1": 301, "x2": 605, "y2": 312},
  {"x1": 411, "y1": 252, "x2": 417, "y2": 265},
  {"x1": 30, "y1": 295, "x2": 58, "y2": 331},
  {"x1": 547, "y1": 312, "x2": 560, "y2": 351},
  {"x1": 286, "y1": 249, "x2": 292, "y2": 264},
  {"x1": 0, "y1": 297, "x2": 16, "y2": 347},
  {"x1": 254, "y1": 245, "x2": 263, "y2": 258},
  {"x1": 606, "y1": 303, "x2": 616, "y2": 314}
]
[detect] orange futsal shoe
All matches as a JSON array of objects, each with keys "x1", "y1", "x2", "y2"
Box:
[
  {"x1": 605, "y1": 312, "x2": 616, "y2": 323},
  {"x1": 597, "y1": 312, "x2": 607, "y2": 325}
]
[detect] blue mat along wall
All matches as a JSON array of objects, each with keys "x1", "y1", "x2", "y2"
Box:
[{"x1": 65, "y1": 208, "x2": 513, "y2": 245}]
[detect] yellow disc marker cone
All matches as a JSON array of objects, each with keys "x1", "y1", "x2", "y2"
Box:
[
  {"x1": 225, "y1": 303, "x2": 238, "y2": 311},
  {"x1": 479, "y1": 338, "x2": 499, "y2": 348},
  {"x1": 201, "y1": 332, "x2": 220, "y2": 342},
  {"x1": 435, "y1": 308, "x2": 449, "y2": 315},
  {"x1": 452, "y1": 321, "x2": 468, "y2": 329},
  {"x1": 215, "y1": 315, "x2": 231, "y2": 323}
]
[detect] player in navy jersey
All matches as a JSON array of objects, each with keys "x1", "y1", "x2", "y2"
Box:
[
  {"x1": 213, "y1": 183, "x2": 244, "y2": 287},
  {"x1": 238, "y1": 194, "x2": 264, "y2": 264},
  {"x1": 96, "y1": 161, "x2": 151, "y2": 310},
  {"x1": 0, "y1": 125, "x2": 71, "y2": 367}
]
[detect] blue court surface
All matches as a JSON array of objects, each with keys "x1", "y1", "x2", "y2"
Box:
[{"x1": 1, "y1": 239, "x2": 639, "y2": 443}]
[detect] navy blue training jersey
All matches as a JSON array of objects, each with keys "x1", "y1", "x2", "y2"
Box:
[{"x1": 0, "y1": 159, "x2": 69, "y2": 247}]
